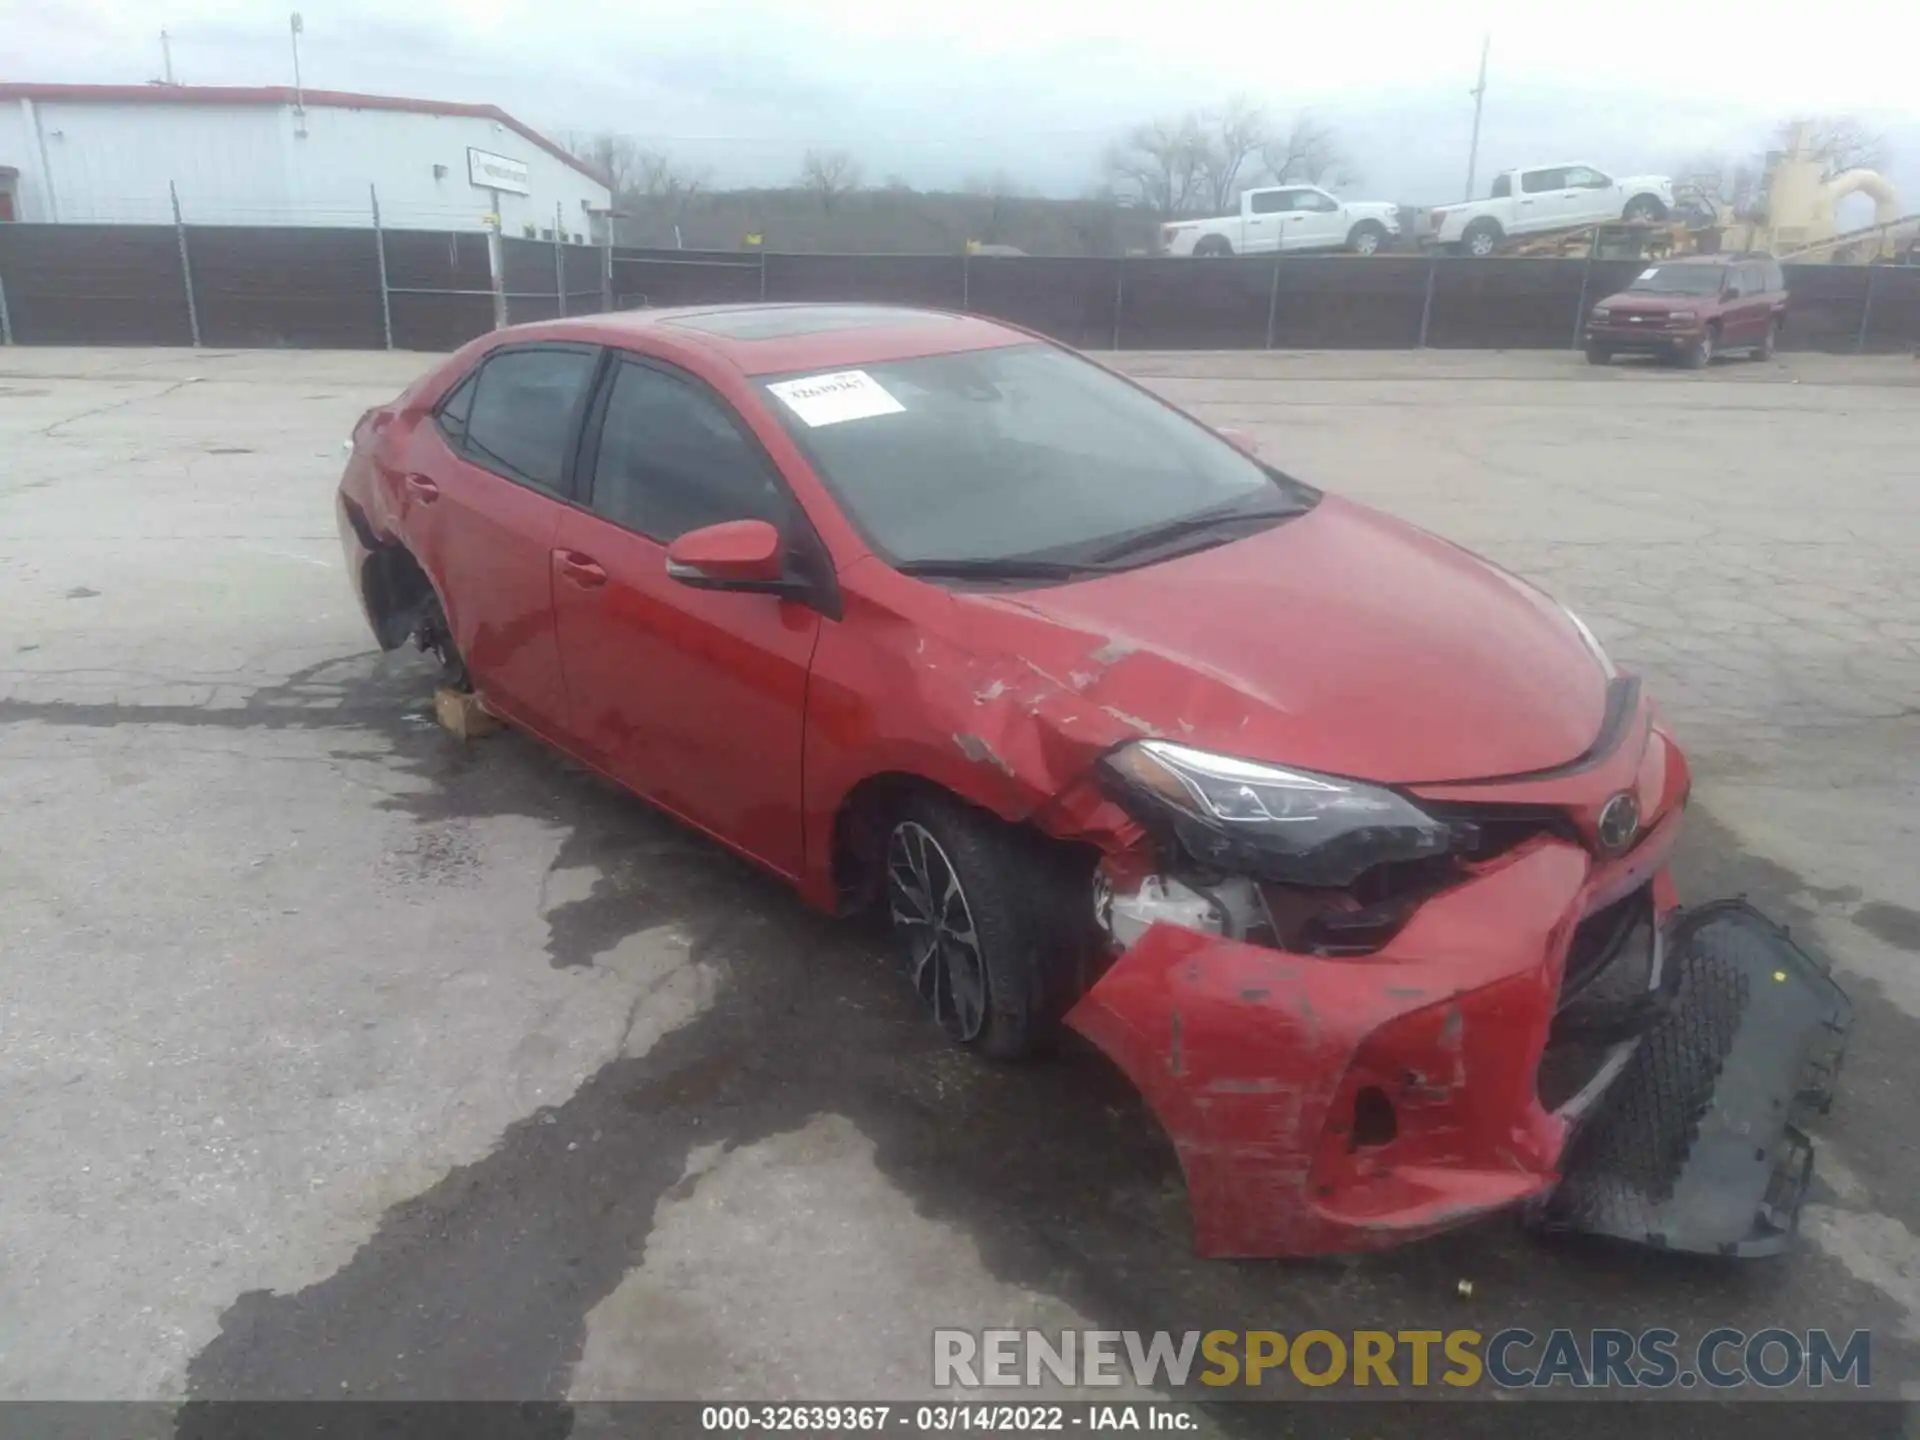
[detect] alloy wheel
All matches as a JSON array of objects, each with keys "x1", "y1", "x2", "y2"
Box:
[{"x1": 887, "y1": 821, "x2": 989, "y2": 1042}]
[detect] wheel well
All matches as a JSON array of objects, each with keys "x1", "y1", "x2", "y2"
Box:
[
  {"x1": 828, "y1": 771, "x2": 1098, "y2": 917},
  {"x1": 354, "y1": 521, "x2": 436, "y2": 651},
  {"x1": 1627, "y1": 193, "x2": 1668, "y2": 219},
  {"x1": 831, "y1": 772, "x2": 949, "y2": 912},
  {"x1": 1464, "y1": 216, "x2": 1502, "y2": 234}
]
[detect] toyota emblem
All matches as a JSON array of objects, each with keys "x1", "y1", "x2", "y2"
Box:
[{"x1": 1597, "y1": 792, "x2": 1641, "y2": 854}]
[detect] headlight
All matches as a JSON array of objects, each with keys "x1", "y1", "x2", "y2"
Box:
[
  {"x1": 1098, "y1": 740, "x2": 1457, "y2": 887},
  {"x1": 1591, "y1": 307, "x2": 1611, "y2": 321},
  {"x1": 1561, "y1": 604, "x2": 1617, "y2": 679}
]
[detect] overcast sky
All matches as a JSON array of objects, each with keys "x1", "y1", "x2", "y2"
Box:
[{"x1": 10, "y1": 0, "x2": 1919, "y2": 207}]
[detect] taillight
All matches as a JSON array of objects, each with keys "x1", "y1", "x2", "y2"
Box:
[{"x1": 1161, "y1": 225, "x2": 1178, "y2": 245}]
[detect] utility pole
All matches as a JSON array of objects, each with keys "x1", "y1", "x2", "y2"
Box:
[
  {"x1": 160, "y1": 30, "x2": 176, "y2": 84},
  {"x1": 1463, "y1": 35, "x2": 1490, "y2": 202},
  {"x1": 289, "y1": 13, "x2": 306, "y2": 114}
]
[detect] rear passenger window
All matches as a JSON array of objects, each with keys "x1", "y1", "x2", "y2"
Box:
[
  {"x1": 1250, "y1": 191, "x2": 1292, "y2": 214},
  {"x1": 1491, "y1": 175, "x2": 1511, "y2": 198},
  {"x1": 463, "y1": 348, "x2": 597, "y2": 492},
  {"x1": 590, "y1": 361, "x2": 788, "y2": 542},
  {"x1": 436, "y1": 373, "x2": 477, "y2": 444},
  {"x1": 1521, "y1": 169, "x2": 1564, "y2": 194}
]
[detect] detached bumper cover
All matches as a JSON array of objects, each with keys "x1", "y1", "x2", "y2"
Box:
[
  {"x1": 1538, "y1": 901, "x2": 1852, "y2": 1257},
  {"x1": 1066, "y1": 846, "x2": 1849, "y2": 1260}
]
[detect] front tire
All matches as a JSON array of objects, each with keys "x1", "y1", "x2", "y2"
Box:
[
  {"x1": 1681, "y1": 327, "x2": 1716, "y2": 369},
  {"x1": 1192, "y1": 235, "x2": 1234, "y2": 257},
  {"x1": 1347, "y1": 221, "x2": 1387, "y2": 256},
  {"x1": 1585, "y1": 343, "x2": 1612, "y2": 366},
  {"x1": 883, "y1": 794, "x2": 1069, "y2": 1060},
  {"x1": 1753, "y1": 319, "x2": 1778, "y2": 361}
]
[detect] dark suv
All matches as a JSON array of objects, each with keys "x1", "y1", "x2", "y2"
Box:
[{"x1": 1584, "y1": 255, "x2": 1788, "y2": 368}]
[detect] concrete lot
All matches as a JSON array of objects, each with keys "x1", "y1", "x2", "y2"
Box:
[{"x1": 2, "y1": 344, "x2": 1917, "y2": 1415}]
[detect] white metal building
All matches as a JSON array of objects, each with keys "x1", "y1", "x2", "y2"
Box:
[{"x1": 0, "y1": 84, "x2": 612, "y2": 237}]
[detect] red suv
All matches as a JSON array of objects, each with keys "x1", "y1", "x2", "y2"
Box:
[{"x1": 1584, "y1": 255, "x2": 1787, "y2": 367}]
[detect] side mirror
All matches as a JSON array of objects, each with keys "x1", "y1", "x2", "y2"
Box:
[
  {"x1": 665, "y1": 519, "x2": 791, "y2": 593},
  {"x1": 1218, "y1": 427, "x2": 1260, "y2": 457}
]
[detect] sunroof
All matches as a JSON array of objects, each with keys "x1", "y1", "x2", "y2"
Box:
[{"x1": 663, "y1": 305, "x2": 952, "y2": 340}]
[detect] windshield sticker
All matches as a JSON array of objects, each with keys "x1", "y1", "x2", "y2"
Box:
[
  {"x1": 1638, "y1": 267, "x2": 1660, "y2": 279},
  {"x1": 767, "y1": 370, "x2": 905, "y2": 427}
]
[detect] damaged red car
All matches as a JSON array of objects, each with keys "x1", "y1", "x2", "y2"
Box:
[{"x1": 337, "y1": 304, "x2": 1848, "y2": 1262}]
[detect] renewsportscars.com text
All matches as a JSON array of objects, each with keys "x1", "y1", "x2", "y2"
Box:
[{"x1": 932, "y1": 1327, "x2": 1871, "y2": 1390}]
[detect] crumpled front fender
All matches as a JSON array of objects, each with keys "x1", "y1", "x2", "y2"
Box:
[{"x1": 1065, "y1": 841, "x2": 1592, "y2": 1258}]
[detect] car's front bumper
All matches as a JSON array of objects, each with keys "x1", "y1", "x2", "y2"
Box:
[
  {"x1": 1068, "y1": 830, "x2": 1671, "y2": 1257},
  {"x1": 1586, "y1": 320, "x2": 1703, "y2": 352},
  {"x1": 1066, "y1": 726, "x2": 1850, "y2": 1260}
]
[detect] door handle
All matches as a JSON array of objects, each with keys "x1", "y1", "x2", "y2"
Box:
[
  {"x1": 403, "y1": 473, "x2": 439, "y2": 503},
  {"x1": 555, "y1": 550, "x2": 607, "y2": 589}
]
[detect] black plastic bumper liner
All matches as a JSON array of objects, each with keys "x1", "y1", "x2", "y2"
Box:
[{"x1": 1539, "y1": 900, "x2": 1852, "y2": 1257}]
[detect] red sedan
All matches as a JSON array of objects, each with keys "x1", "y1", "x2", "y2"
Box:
[{"x1": 337, "y1": 305, "x2": 1846, "y2": 1260}]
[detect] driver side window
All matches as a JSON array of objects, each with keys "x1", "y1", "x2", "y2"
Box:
[{"x1": 589, "y1": 360, "x2": 789, "y2": 543}]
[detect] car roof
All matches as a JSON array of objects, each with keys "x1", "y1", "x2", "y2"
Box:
[{"x1": 546, "y1": 303, "x2": 1032, "y2": 377}]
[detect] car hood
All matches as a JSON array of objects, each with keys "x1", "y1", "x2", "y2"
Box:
[
  {"x1": 1598, "y1": 289, "x2": 1713, "y2": 313},
  {"x1": 962, "y1": 495, "x2": 1610, "y2": 786}
]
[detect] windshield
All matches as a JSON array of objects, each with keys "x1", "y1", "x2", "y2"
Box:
[
  {"x1": 759, "y1": 343, "x2": 1314, "y2": 569},
  {"x1": 1627, "y1": 266, "x2": 1723, "y2": 297}
]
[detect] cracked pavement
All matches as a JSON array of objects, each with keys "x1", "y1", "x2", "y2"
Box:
[{"x1": 2, "y1": 345, "x2": 1917, "y2": 1418}]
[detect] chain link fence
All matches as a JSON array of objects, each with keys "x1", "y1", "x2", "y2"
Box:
[{"x1": 4, "y1": 186, "x2": 1918, "y2": 353}]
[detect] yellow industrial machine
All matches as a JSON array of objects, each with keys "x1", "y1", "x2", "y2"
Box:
[{"x1": 1725, "y1": 123, "x2": 1916, "y2": 263}]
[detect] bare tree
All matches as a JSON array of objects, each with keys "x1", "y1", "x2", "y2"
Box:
[
  {"x1": 1266, "y1": 115, "x2": 1353, "y2": 187},
  {"x1": 799, "y1": 149, "x2": 863, "y2": 214},
  {"x1": 1780, "y1": 116, "x2": 1890, "y2": 180},
  {"x1": 573, "y1": 132, "x2": 641, "y2": 194},
  {"x1": 626, "y1": 149, "x2": 710, "y2": 245},
  {"x1": 1673, "y1": 154, "x2": 1762, "y2": 220},
  {"x1": 1104, "y1": 113, "x2": 1212, "y2": 217},
  {"x1": 962, "y1": 170, "x2": 1025, "y2": 243},
  {"x1": 1196, "y1": 97, "x2": 1271, "y2": 214}
]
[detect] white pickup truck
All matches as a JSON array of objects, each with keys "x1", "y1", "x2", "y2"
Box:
[
  {"x1": 1429, "y1": 163, "x2": 1675, "y2": 256},
  {"x1": 1161, "y1": 185, "x2": 1403, "y2": 257}
]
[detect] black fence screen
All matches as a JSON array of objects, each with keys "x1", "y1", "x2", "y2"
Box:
[{"x1": 4, "y1": 222, "x2": 1917, "y2": 355}]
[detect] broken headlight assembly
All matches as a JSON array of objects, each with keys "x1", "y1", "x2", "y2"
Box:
[{"x1": 1098, "y1": 739, "x2": 1458, "y2": 888}]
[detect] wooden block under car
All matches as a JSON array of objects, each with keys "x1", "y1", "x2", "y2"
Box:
[{"x1": 434, "y1": 687, "x2": 502, "y2": 740}]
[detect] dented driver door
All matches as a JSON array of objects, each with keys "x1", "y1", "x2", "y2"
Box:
[{"x1": 551, "y1": 355, "x2": 822, "y2": 881}]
